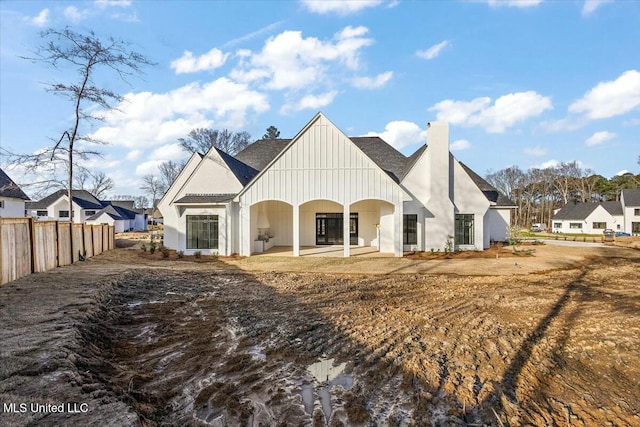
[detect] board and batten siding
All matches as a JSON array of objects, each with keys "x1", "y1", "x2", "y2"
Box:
[
  {"x1": 240, "y1": 114, "x2": 406, "y2": 256},
  {"x1": 242, "y1": 116, "x2": 404, "y2": 207}
]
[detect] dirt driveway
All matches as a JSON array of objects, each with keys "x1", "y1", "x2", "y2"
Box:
[{"x1": 1, "y1": 243, "x2": 639, "y2": 426}]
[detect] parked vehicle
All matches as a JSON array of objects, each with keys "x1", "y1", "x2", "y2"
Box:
[{"x1": 615, "y1": 231, "x2": 631, "y2": 237}]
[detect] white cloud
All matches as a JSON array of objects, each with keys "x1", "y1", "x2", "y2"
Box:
[
  {"x1": 416, "y1": 40, "x2": 450, "y2": 60},
  {"x1": 148, "y1": 143, "x2": 187, "y2": 161},
  {"x1": 352, "y1": 71, "x2": 393, "y2": 89},
  {"x1": 582, "y1": 0, "x2": 612, "y2": 16},
  {"x1": 281, "y1": 90, "x2": 338, "y2": 114},
  {"x1": 135, "y1": 160, "x2": 164, "y2": 176},
  {"x1": 125, "y1": 149, "x2": 142, "y2": 161},
  {"x1": 535, "y1": 159, "x2": 560, "y2": 169},
  {"x1": 91, "y1": 77, "x2": 269, "y2": 148},
  {"x1": 95, "y1": 0, "x2": 131, "y2": 8},
  {"x1": 616, "y1": 169, "x2": 630, "y2": 176},
  {"x1": 484, "y1": 0, "x2": 543, "y2": 8},
  {"x1": 223, "y1": 21, "x2": 284, "y2": 48},
  {"x1": 170, "y1": 48, "x2": 230, "y2": 74},
  {"x1": 24, "y1": 8, "x2": 49, "y2": 26},
  {"x1": 429, "y1": 91, "x2": 552, "y2": 133},
  {"x1": 364, "y1": 121, "x2": 427, "y2": 150},
  {"x1": 450, "y1": 139, "x2": 471, "y2": 151},
  {"x1": 301, "y1": 0, "x2": 383, "y2": 15},
  {"x1": 231, "y1": 26, "x2": 373, "y2": 91},
  {"x1": 524, "y1": 146, "x2": 547, "y2": 156},
  {"x1": 540, "y1": 117, "x2": 586, "y2": 133},
  {"x1": 64, "y1": 6, "x2": 90, "y2": 23},
  {"x1": 584, "y1": 130, "x2": 616, "y2": 146},
  {"x1": 569, "y1": 70, "x2": 640, "y2": 119}
]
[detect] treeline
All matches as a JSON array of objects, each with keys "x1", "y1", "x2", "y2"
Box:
[{"x1": 485, "y1": 161, "x2": 640, "y2": 228}]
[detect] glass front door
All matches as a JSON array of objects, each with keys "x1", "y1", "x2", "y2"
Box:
[{"x1": 316, "y1": 213, "x2": 358, "y2": 245}]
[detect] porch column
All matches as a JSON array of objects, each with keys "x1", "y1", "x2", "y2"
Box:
[
  {"x1": 343, "y1": 203, "x2": 350, "y2": 257},
  {"x1": 239, "y1": 203, "x2": 250, "y2": 256},
  {"x1": 293, "y1": 203, "x2": 300, "y2": 257},
  {"x1": 394, "y1": 201, "x2": 403, "y2": 257}
]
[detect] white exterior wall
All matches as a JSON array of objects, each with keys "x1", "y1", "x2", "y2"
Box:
[
  {"x1": 158, "y1": 153, "x2": 205, "y2": 250},
  {"x1": 487, "y1": 209, "x2": 511, "y2": 243},
  {"x1": 552, "y1": 206, "x2": 621, "y2": 234},
  {"x1": 0, "y1": 197, "x2": 26, "y2": 217},
  {"x1": 621, "y1": 192, "x2": 640, "y2": 234},
  {"x1": 132, "y1": 214, "x2": 147, "y2": 231},
  {"x1": 174, "y1": 206, "x2": 229, "y2": 255},
  {"x1": 239, "y1": 114, "x2": 407, "y2": 257},
  {"x1": 451, "y1": 159, "x2": 490, "y2": 249}
]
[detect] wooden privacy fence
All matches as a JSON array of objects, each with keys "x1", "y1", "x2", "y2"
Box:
[{"x1": 0, "y1": 218, "x2": 115, "y2": 285}]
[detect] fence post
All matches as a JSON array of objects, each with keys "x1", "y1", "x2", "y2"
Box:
[
  {"x1": 28, "y1": 217, "x2": 36, "y2": 274},
  {"x1": 55, "y1": 220, "x2": 61, "y2": 267}
]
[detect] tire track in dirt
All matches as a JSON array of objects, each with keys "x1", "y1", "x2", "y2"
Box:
[{"x1": 67, "y1": 257, "x2": 640, "y2": 426}]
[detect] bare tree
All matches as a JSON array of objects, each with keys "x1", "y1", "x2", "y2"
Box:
[
  {"x1": 134, "y1": 195, "x2": 149, "y2": 209},
  {"x1": 158, "y1": 160, "x2": 183, "y2": 193},
  {"x1": 141, "y1": 174, "x2": 162, "y2": 213},
  {"x1": 178, "y1": 128, "x2": 251, "y2": 155},
  {"x1": 1, "y1": 28, "x2": 153, "y2": 225},
  {"x1": 74, "y1": 169, "x2": 113, "y2": 199}
]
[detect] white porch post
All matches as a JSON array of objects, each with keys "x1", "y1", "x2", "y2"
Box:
[
  {"x1": 343, "y1": 203, "x2": 350, "y2": 257},
  {"x1": 239, "y1": 202, "x2": 251, "y2": 256},
  {"x1": 394, "y1": 201, "x2": 403, "y2": 257},
  {"x1": 293, "y1": 203, "x2": 300, "y2": 257}
]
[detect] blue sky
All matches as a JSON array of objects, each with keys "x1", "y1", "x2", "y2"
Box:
[{"x1": 1, "y1": 0, "x2": 639, "y2": 198}]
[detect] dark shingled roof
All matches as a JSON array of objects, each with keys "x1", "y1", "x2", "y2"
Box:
[
  {"x1": 552, "y1": 201, "x2": 623, "y2": 220},
  {"x1": 26, "y1": 189, "x2": 103, "y2": 210},
  {"x1": 350, "y1": 137, "x2": 407, "y2": 182},
  {"x1": 622, "y1": 188, "x2": 640, "y2": 206},
  {"x1": 0, "y1": 168, "x2": 29, "y2": 200},
  {"x1": 459, "y1": 162, "x2": 516, "y2": 207},
  {"x1": 235, "y1": 139, "x2": 291, "y2": 171},
  {"x1": 216, "y1": 148, "x2": 259, "y2": 186},
  {"x1": 233, "y1": 136, "x2": 514, "y2": 207},
  {"x1": 174, "y1": 194, "x2": 236, "y2": 204},
  {"x1": 87, "y1": 204, "x2": 137, "y2": 221}
]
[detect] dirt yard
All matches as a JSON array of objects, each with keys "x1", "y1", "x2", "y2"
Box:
[{"x1": 1, "y1": 242, "x2": 639, "y2": 426}]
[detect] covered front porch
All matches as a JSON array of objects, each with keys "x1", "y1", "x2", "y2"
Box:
[
  {"x1": 252, "y1": 245, "x2": 394, "y2": 257},
  {"x1": 243, "y1": 198, "x2": 401, "y2": 257}
]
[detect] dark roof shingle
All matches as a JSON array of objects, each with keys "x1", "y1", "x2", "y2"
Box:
[
  {"x1": 552, "y1": 201, "x2": 623, "y2": 220},
  {"x1": 0, "y1": 168, "x2": 30, "y2": 200},
  {"x1": 26, "y1": 189, "x2": 102, "y2": 210},
  {"x1": 174, "y1": 194, "x2": 236, "y2": 204},
  {"x1": 622, "y1": 188, "x2": 640, "y2": 206}
]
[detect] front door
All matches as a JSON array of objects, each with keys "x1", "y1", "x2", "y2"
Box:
[{"x1": 316, "y1": 213, "x2": 358, "y2": 245}]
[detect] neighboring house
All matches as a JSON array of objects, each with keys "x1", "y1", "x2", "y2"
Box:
[
  {"x1": 551, "y1": 201, "x2": 623, "y2": 234},
  {"x1": 0, "y1": 168, "x2": 30, "y2": 217},
  {"x1": 26, "y1": 190, "x2": 146, "y2": 232},
  {"x1": 552, "y1": 189, "x2": 640, "y2": 235},
  {"x1": 160, "y1": 113, "x2": 514, "y2": 257},
  {"x1": 621, "y1": 188, "x2": 640, "y2": 235},
  {"x1": 86, "y1": 200, "x2": 147, "y2": 233}
]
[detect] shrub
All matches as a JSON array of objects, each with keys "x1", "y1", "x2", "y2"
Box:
[
  {"x1": 149, "y1": 241, "x2": 157, "y2": 254},
  {"x1": 211, "y1": 251, "x2": 219, "y2": 260},
  {"x1": 160, "y1": 246, "x2": 170, "y2": 258},
  {"x1": 177, "y1": 250, "x2": 184, "y2": 258},
  {"x1": 194, "y1": 250, "x2": 201, "y2": 259},
  {"x1": 141, "y1": 243, "x2": 147, "y2": 252}
]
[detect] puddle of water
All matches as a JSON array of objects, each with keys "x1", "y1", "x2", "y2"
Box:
[
  {"x1": 307, "y1": 358, "x2": 346, "y2": 383},
  {"x1": 299, "y1": 358, "x2": 354, "y2": 422},
  {"x1": 300, "y1": 383, "x2": 314, "y2": 415}
]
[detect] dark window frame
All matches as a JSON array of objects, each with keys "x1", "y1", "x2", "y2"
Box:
[
  {"x1": 59, "y1": 210, "x2": 70, "y2": 218},
  {"x1": 592, "y1": 222, "x2": 606, "y2": 229},
  {"x1": 186, "y1": 215, "x2": 219, "y2": 250},
  {"x1": 403, "y1": 214, "x2": 418, "y2": 245},
  {"x1": 455, "y1": 214, "x2": 474, "y2": 245}
]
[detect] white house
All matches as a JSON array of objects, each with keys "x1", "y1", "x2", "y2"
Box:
[
  {"x1": 26, "y1": 190, "x2": 146, "y2": 231},
  {"x1": 159, "y1": 113, "x2": 515, "y2": 257},
  {"x1": 551, "y1": 201, "x2": 623, "y2": 234},
  {"x1": 86, "y1": 200, "x2": 147, "y2": 233},
  {"x1": 621, "y1": 188, "x2": 640, "y2": 235},
  {"x1": 0, "y1": 168, "x2": 30, "y2": 217}
]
